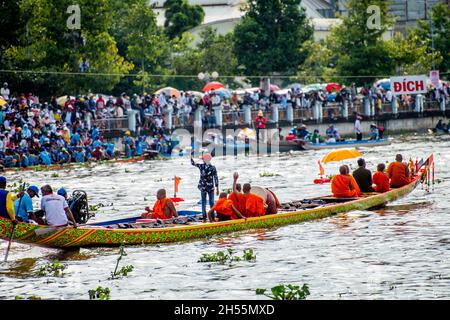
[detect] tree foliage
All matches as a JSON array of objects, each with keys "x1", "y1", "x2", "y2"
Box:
[
  {"x1": 164, "y1": 0, "x2": 205, "y2": 40},
  {"x1": 408, "y1": 3, "x2": 450, "y2": 74},
  {"x1": 169, "y1": 27, "x2": 239, "y2": 90},
  {"x1": 233, "y1": 0, "x2": 313, "y2": 78}
]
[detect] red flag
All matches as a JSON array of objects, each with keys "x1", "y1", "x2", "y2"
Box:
[{"x1": 318, "y1": 160, "x2": 325, "y2": 176}]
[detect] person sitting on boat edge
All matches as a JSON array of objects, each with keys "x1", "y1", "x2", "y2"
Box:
[
  {"x1": 207, "y1": 192, "x2": 245, "y2": 222},
  {"x1": 233, "y1": 172, "x2": 266, "y2": 218},
  {"x1": 40, "y1": 184, "x2": 77, "y2": 228},
  {"x1": 228, "y1": 182, "x2": 244, "y2": 214},
  {"x1": 331, "y1": 165, "x2": 361, "y2": 198},
  {"x1": 369, "y1": 124, "x2": 380, "y2": 140},
  {"x1": 372, "y1": 163, "x2": 390, "y2": 193},
  {"x1": 14, "y1": 185, "x2": 40, "y2": 223},
  {"x1": 0, "y1": 176, "x2": 19, "y2": 225},
  {"x1": 141, "y1": 189, "x2": 178, "y2": 220},
  {"x1": 387, "y1": 154, "x2": 410, "y2": 188},
  {"x1": 352, "y1": 158, "x2": 374, "y2": 193}
]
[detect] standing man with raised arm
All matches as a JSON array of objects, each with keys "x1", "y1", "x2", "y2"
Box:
[{"x1": 191, "y1": 153, "x2": 219, "y2": 222}]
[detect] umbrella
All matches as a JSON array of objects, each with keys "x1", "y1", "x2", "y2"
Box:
[
  {"x1": 375, "y1": 79, "x2": 390, "y2": 90},
  {"x1": 56, "y1": 96, "x2": 75, "y2": 107},
  {"x1": 203, "y1": 81, "x2": 224, "y2": 92},
  {"x1": 155, "y1": 87, "x2": 181, "y2": 98},
  {"x1": 322, "y1": 148, "x2": 363, "y2": 164},
  {"x1": 211, "y1": 87, "x2": 231, "y2": 98},
  {"x1": 325, "y1": 83, "x2": 341, "y2": 92},
  {"x1": 237, "y1": 128, "x2": 256, "y2": 140},
  {"x1": 303, "y1": 83, "x2": 323, "y2": 93},
  {"x1": 260, "y1": 84, "x2": 280, "y2": 92},
  {"x1": 186, "y1": 90, "x2": 204, "y2": 98},
  {"x1": 326, "y1": 93, "x2": 337, "y2": 101},
  {"x1": 0, "y1": 97, "x2": 7, "y2": 107}
]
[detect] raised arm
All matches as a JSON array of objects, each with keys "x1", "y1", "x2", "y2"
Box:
[{"x1": 233, "y1": 172, "x2": 239, "y2": 198}]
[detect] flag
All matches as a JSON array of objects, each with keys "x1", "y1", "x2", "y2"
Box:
[
  {"x1": 318, "y1": 160, "x2": 325, "y2": 176},
  {"x1": 174, "y1": 176, "x2": 180, "y2": 194}
]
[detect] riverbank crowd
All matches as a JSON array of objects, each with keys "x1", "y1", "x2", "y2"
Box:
[{"x1": 1, "y1": 79, "x2": 448, "y2": 168}]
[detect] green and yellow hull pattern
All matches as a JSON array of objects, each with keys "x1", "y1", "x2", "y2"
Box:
[{"x1": 0, "y1": 176, "x2": 421, "y2": 248}]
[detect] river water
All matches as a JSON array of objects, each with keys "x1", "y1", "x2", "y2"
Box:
[{"x1": 0, "y1": 134, "x2": 449, "y2": 300}]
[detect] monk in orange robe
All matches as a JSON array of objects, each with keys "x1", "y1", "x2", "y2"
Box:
[
  {"x1": 372, "y1": 163, "x2": 390, "y2": 193},
  {"x1": 208, "y1": 192, "x2": 245, "y2": 222},
  {"x1": 331, "y1": 165, "x2": 361, "y2": 198},
  {"x1": 387, "y1": 154, "x2": 410, "y2": 188},
  {"x1": 141, "y1": 189, "x2": 178, "y2": 219},
  {"x1": 228, "y1": 183, "x2": 245, "y2": 213},
  {"x1": 233, "y1": 172, "x2": 267, "y2": 218}
]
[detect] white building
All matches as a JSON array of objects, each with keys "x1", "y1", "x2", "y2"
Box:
[{"x1": 150, "y1": 0, "x2": 342, "y2": 43}]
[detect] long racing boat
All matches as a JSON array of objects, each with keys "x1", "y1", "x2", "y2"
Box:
[
  {"x1": 299, "y1": 138, "x2": 392, "y2": 150},
  {"x1": 0, "y1": 155, "x2": 432, "y2": 248}
]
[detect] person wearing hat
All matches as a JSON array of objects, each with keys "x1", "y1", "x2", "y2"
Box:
[
  {"x1": 14, "y1": 185, "x2": 40, "y2": 223},
  {"x1": 0, "y1": 176, "x2": 18, "y2": 225},
  {"x1": 123, "y1": 130, "x2": 134, "y2": 158},
  {"x1": 369, "y1": 124, "x2": 379, "y2": 140},
  {"x1": 255, "y1": 110, "x2": 266, "y2": 143},
  {"x1": 191, "y1": 153, "x2": 219, "y2": 221},
  {"x1": 40, "y1": 184, "x2": 77, "y2": 228}
]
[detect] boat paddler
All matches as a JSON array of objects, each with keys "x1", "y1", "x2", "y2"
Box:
[
  {"x1": 233, "y1": 172, "x2": 266, "y2": 217},
  {"x1": 142, "y1": 189, "x2": 178, "y2": 220},
  {"x1": 387, "y1": 154, "x2": 411, "y2": 188},
  {"x1": 331, "y1": 165, "x2": 361, "y2": 198},
  {"x1": 207, "y1": 192, "x2": 245, "y2": 222},
  {"x1": 0, "y1": 176, "x2": 19, "y2": 226}
]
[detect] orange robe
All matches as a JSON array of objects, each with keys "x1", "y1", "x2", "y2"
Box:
[
  {"x1": 331, "y1": 174, "x2": 361, "y2": 198},
  {"x1": 387, "y1": 161, "x2": 410, "y2": 187},
  {"x1": 242, "y1": 193, "x2": 265, "y2": 217},
  {"x1": 151, "y1": 198, "x2": 174, "y2": 219},
  {"x1": 373, "y1": 171, "x2": 390, "y2": 193},
  {"x1": 212, "y1": 198, "x2": 235, "y2": 221},
  {"x1": 228, "y1": 192, "x2": 244, "y2": 214}
]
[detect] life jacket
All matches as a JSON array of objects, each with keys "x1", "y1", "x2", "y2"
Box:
[
  {"x1": 0, "y1": 190, "x2": 10, "y2": 219},
  {"x1": 151, "y1": 198, "x2": 172, "y2": 219}
]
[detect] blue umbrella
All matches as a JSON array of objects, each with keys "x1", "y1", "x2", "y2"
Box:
[
  {"x1": 375, "y1": 79, "x2": 390, "y2": 90},
  {"x1": 327, "y1": 93, "x2": 337, "y2": 101}
]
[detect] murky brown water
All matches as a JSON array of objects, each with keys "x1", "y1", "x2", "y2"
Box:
[{"x1": 1, "y1": 134, "x2": 449, "y2": 299}]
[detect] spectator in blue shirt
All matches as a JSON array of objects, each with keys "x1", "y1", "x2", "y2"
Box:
[{"x1": 14, "y1": 185, "x2": 40, "y2": 222}]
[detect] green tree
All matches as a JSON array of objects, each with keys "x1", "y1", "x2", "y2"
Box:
[
  {"x1": 164, "y1": 0, "x2": 205, "y2": 40},
  {"x1": 408, "y1": 2, "x2": 450, "y2": 74},
  {"x1": 111, "y1": 0, "x2": 170, "y2": 93},
  {"x1": 1, "y1": 0, "x2": 132, "y2": 97},
  {"x1": 169, "y1": 27, "x2": 239, "y2": 90},
  {"x1": 233, "y1": 0, "x2": 313, "y2": 79},
  {"x1": 295, "y1": 40, "x2": 336, "y2": 84},
  {"x1": 326, "y1": 0, "x2": 395, "y2": 86},
  {"x1": 386, "y1": 32, "x2": 442, "y2": 76}
]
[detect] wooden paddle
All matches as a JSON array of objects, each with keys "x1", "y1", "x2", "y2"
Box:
[{"x1": 4, "y1": 182, "x2": 26, "y2": 262}]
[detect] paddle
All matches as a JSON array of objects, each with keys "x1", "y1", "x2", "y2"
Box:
[{"x1": 4, "y1": 182, "x2": 26, "y2": 262}]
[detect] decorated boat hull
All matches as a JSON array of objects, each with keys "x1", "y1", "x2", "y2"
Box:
[
  {"x1": 300, "y1": 139, "x2": 392, "y2": 150},
  {"x1": 0, "y1": 169, "x2": 425, "y2": 249}
]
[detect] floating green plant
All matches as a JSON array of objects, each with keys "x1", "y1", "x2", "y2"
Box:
[
  {"x1": 88, "y1": 287, "x2": 111, "y2": 300},
  {"x1": 256, "y1": 284, "x2": 310, "y2": 300},
  {"x1": 109, "y1": 244, "x2": 134, "y2": 280},
  {"x1": 259, "y1": 172, "x2": 280, "y2": 177},
  {"x1": 37, "y1": 260, "x2": 67, "y2": 277},
  {"x1": 198, "y1": 248, "x2": 256, "y2": 265}
]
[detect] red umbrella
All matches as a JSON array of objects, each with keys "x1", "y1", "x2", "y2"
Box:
[
  {"x1": 325, "y1": 83, "x2": 341, "y2": 92},
  {"x1": 203, "y1": 81, "x2": 224, "y2": 92}
]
